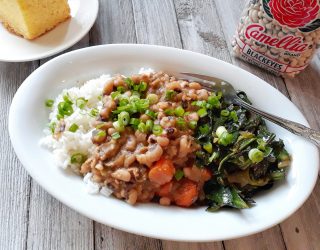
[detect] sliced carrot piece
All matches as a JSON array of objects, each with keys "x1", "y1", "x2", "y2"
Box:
[
  {"x1": 149, "y1": 158, "x2": 175, "y2": 185},
  {"x1": 201, "y1": 168, "x2": 212, "y2": 182},
  {"x1": 157, "y1": 181, "x2": 173, "y2": 197},
  {"x1": 173, "y1": 178, "x2": 198, "y2": 207}
]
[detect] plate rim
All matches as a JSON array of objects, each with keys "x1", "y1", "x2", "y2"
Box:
[
  {"x1": 8, "y1": 44, "x2": 320, "y2": 241},
  {"x1": 0, "y1": 0, "x2": 99, "y2": 62}
]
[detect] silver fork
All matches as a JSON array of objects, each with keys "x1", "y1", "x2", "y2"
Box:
[{"x1": 180, "y1": 72, "x2": 320, "y2": 147}]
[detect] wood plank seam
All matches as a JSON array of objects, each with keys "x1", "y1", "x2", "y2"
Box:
[
  {"x1": 171, "y1": 0, "x2": 185, "y2": 49},
  {"x1": 24, "y1": 179, "x2": 33, "y2": 250},
  {"x1": 24, "y1": 60, "x2": 40, "y2": 250}
]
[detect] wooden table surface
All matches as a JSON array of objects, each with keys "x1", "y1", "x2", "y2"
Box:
[{"x1": 1, "y1": 0, "x2": 319, "y2": 249}]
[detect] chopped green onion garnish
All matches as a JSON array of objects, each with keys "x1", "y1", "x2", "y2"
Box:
[
  {"x1": 96, "y1": 130, "x2": 106, "y2": 138},
  {"x1": 113, "y1": 121, "x2": 125, "y2": 132},
  {"x1": 175, "y1": 106, "x2": 185, "y2": 117},
  {"x1": 69, "y1": 123, "x2": 79, "y2": 132},
  {"x1": 70, "y1": 153, "x2": 87, "y2": 165},
  {"x1": 191, "y1": 100, "x2": 207, "y2": 108},
  {"x1": 76, "y1": 98, "x2": 87, "y2": 109},
  {"x1": 58, "y1": 101, "x2": 74, "y2": 117},
  {"x1": 118, "y1": 111, "x2": 130, "y2": 126},
  {"x1": 218, "y1": 132, "x2": 234, "y2": 146},
  {"x1": 49, "y1": 122, "x2": 56, "y2": 134},
  {"x1": 134, "y1": 99, "x2": 149, "y2": 112},
  {"x1": 111, "y1": 91, "x2": 121, "y2": 99},
  {"x1": 139, "y1": 81, "x2": 148, "y2": 91},
  {"x1": 165, "y1": 90, "x2": 176, "y2": 100},
  {"x1": 119, "y1": 98, "x2": 129, "y2": 106},
  {"x1": 220, "y1": 110, "x2": 230, "y2": 117},
  {"x1": 124, "y1": 77, "x2": 134, "y2": 88},
  {"x1": 90, "y1": 108, "x2": 99, "y2": 117},
  {"x1": 133, "y1": 84, "x2": 140, "y2": 91},
  {"x1": 63, "y1": 94, "x2": 73, "y2": 104},
  {"x1": 129, "y1": 118, "x2": 140, "y2": 128},
  {"x1": 145, "y1": 109, "x2": 156, "y2": 119},
  {"x1": 203, "y1": 142, "x2": 213, "y2": 153},
  {"x1": 248, "y1": 148, "x2": 264, "y2": 163},
  {"x1": 207, "y1": 95, "x2": 221, "y2": 108},
  {"x1": 164, "y1": 109, "x2": 175, "y2": 116},
  {"x1": 188, "y1": 121, "x2": 197, "y2": 130},
  {"x1": 174, "y1": 169, "x2": 184, "y2": 181},
  {"x1": 56, "y1": 114, "x2": 63, "y2": 120},
  {"x1": 146, "y1": 120, "x2": 154, "y2": 132},
  {"x1": 97, "y1": 95, "x2": 102, "y2": 101},
  {"x1": 117, "y1": 86, "x2": 126, "y2": 93},
  {"x1": 197, "y1": 108, "x2": 208, "y2": 118},
  {"x1": 131, "y1": 91, "x2": 140, "y2": 98},
  {"x1": 111, "y1": 132, "x2": 121, "y2": 140},
  {"x1": 138, "y1": 122, "x2": 147, "y2": 133},
  {"x1": 96, "y1": 122, "x2": 107, "y2": 129},
  {"x1": 152, "y1": 124, "x2": 163, "y2": 136},
  {"x1": 146, "y1": 93, "x2": 158, "y2": 104},
  {"x1": 129, "y1": 96, "x2": 140, "y2": 103},
  {"x1": 216, "y1": 126, "x2": 227, "y2": 138},
  {"x1": 45, "y1": 99, "x2": 54, "y2": 108},
  {"x1": 230, "y1": 111, "x2": 238, "y2": 122},
  {"x1": 177, "y1": 117, "x2": 186, "y2": 130}
]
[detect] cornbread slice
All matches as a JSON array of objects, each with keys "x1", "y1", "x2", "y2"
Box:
[{"x1": 0, "y1": 0, "x2": 70, "y2": 40}]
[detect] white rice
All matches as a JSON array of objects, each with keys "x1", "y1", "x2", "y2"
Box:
[
  {"x1": 40, "y1": 68, "x2": 154, "y2": 194},
  {"x1": 40, "y1": 74, "x2": 112, "y2": 172}
]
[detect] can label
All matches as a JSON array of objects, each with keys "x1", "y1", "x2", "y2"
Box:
[{"x1": 233, "y1": 0, "x2": 320, "y2": 77}]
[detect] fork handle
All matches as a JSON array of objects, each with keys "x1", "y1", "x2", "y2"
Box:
[{"x1": 235, "y1": 98, "x2": 320, "y2": 147}]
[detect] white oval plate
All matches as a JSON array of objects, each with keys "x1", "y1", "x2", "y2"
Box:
[
  {"x1": 0, "y1": 0, "x2": 98, "y2": 62},
  {"x1": 9, "y1": 44, "x2": 319, "y2": 242}
]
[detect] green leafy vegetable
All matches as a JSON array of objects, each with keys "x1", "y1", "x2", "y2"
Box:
[
  {"x1": 206, "y1": 182, "x2": 250, "y2": 211},
  {"x1": 193, "y1": 91, "x2": 290, "y2": 211}
]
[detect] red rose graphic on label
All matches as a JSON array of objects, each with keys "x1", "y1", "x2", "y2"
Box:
[{"x1": 269, "y1": 0, "x2": 320, "y2": 28}]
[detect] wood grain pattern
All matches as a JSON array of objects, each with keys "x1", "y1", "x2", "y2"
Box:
[
  {"x1": 280, "y1": 179, "x2": 320, "y2": 250},
  {"x1": 25, "y1": 37, "x2": 95, "y2": 250},
  {"x1": 90, "y1": 0, "x2": 137, "y2": 44},
  {"x1": 0, "y1": 62, "x2": 37, "y2": 250},
  {"x1": 284, "y1": 57, "x2": 320, "y2": 131},
  {"x1": 223, "y1": 227, "x2": 286, "y2": 250},
  {"x1": 132, "y1": 0, "x2": 182, "y2": 47},
  {"x1": 95, "y1": 223, "x2": 162, "y2": 250},
  {"x1": 0, "y1": 0, "x2": 319, "y2": 249},
  {"x1": 174, "y1": 0, "x2": 231, "y2": 62},
  {"x1": 162, "y1": 241, "x2": 224, "y2": 250}
]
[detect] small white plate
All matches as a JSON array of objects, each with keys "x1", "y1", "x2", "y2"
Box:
[
  {"x1": 9, "y1": 44, "x2": 319, "y2": 241},
  {"x1": 0, "y1": 0, "x2": 98, "y2": 62}
]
